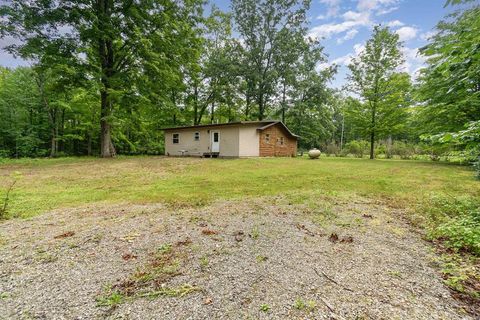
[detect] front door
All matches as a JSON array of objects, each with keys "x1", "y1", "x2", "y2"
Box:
[{"x1": 211, "y1": 131, "x2": 220, "y2": 153}]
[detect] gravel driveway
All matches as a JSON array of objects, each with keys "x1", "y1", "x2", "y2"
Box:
[{"x1": 0, "y1": 196, "x2": 471, "y2": 319}]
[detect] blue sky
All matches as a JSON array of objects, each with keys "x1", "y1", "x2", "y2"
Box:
[
  {"x1": 305, "y1": 0, "x2": 452, "y2": 88},
  {"x1": 0, "y1": 0, "x2": 455, "y2": 88}
]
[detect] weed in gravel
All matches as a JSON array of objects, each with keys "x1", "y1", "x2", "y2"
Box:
[
  {"x1": 200, "y1": 255, "x2": 209, "y2": 270},
  {"x1": 293, "y1": 298, "x2": 316, "y2": 311},
  {"x1": 137, "y1": 284, "x2": 199, "y2": 299},
  {"x1": 0, "y1": 292, "x2": 10, "y2": 299},
  {"x1": 259, "y1": 304, "x2": 270, "y2": 312},
  {"x1": 35, "y1": 248, "x2": 58, "y2": 263},
  {"x1": 311, "y1": 203, "x2": 337, "y2": 226},
  {"x1": 256, "y1": 255, "x2": 268, "y2": 263},
  {"x1": 0, "y1": 235, "x2": 7, "y2": 246},
  {"x1": 157, "y1": 243, "x2": 173, "y2": 254},
  {"x1": 96, "y1": 290, "x2": 124, "y2": 307},
  {"x1": 388, "y1": 270, "x2": 403, "y2": 278},
  {"x1": 67, "y1": 242, "x2": 79, "y2": 249},
  {"x1": 92, "y1": 233, "x2": 103, "y2": 244},
  {"x1": 98, "y1": 241, "x2": 197, "y2": 307},
  {"x1": 438, "y1": 253, "x2": 479, "y2": 300},
  {"x1": 250, "y1": 226, "x2": 260, "y2": 239}
]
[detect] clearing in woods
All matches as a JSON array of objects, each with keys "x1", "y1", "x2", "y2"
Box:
[{"x1": 0, "y1": 156, "x2": 478, "y2": 319}]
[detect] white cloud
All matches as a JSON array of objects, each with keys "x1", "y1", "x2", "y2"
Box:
[
  {"x1": 395, "y1": 26, "x2": 418, "y2": 41},
  {"x1": 337, "y1": 29, "x2": 359, "y2": 44},
  {"x1": 320, "y1": 0, "x2": 342, "y2": 17},
  {"x1": 386, "y1": 20, "x2": 404, "y2": 28},
  {"x1": 353, "y1": 43, "x2": 366, "y2": 55},
  {"x1": 376, "y1": 6, "x2": 399, "y2": 15},
  {"x1": 420, "y1": 30, "x2": 437, "y2": 41},
  {"x1": 328, "y1": 43, "x2": 366, "y2": 68},
  {"x1": 309, "y1": 0, "x2": 402, "y2": 43},
  {"x1": 399, "y1": 46, "x2": 427, "y2": 78},
  {"x1": 308, "y1": 10, "x2": 371, "y2": 39},
  {"x1": 342, "y1": 10, "x2": 371, "y2": 24},
  {"x1": 357, "y1": 0, "x2": 399, "y2": 12}
]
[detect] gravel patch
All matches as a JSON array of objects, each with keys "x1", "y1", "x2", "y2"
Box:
[{"x1": 0, "y1": 196, "x2": 471, "y2": 319}]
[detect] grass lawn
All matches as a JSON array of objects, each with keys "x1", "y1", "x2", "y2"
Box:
[
  {"x1": 0, "y1": 155, "x2": 478, "y2": 218},
  {"x1": 1, "y1": 156, "x2": 479, "y2": 315}
]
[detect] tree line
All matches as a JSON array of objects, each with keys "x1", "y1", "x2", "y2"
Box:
[{"x1": 0, "y1": 0, "x2": 478, "y2": 168}]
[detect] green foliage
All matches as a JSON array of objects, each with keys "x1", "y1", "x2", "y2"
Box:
[
  {"x1": 96, "y1": 290, "x2": 124, "y2": 308},
  {"x1": 259, "y1": 304, "x2": 271, "y2": 312},
  {"x1": 343, "y1": 140, "x2": 369, "y2": 158},
  {"x1": 346, "y1": 25, "x2": 409, "y2": 159},
  {"x1": 422, "y1": 195, "x2": 480, "y2": 255},
  {"x1": 416, "y1": 6, "x2": 480, "y2": 136}
]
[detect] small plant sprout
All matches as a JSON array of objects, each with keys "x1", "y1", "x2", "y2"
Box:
[
  {"x1": 157, "y1": 243, "x2": 172, "y2": 254},
  {"x1": 250, "y1": 226, "x2": 260, "y2": 239},
  {"x1": 256, "y1": 255, "x2": 267, "y2": 263},
  {"x1": 0, "y1": 171, "x2": 22, "y2": 220},
  {"x1": 294, "y1": 298, "x2": 306, "y2": 310},
  {"x1": 200, "y1": 255, "x2": 209, "y2": 270},
  {"x1": 294, "y1": 298, "x2": 316, "y2": 311},
  {"x1": 96, "y1": 290, "x2": 124, "y2": 308},
  {"x1": 260, "y1": 303, "x2": 270, "y2": 312}
]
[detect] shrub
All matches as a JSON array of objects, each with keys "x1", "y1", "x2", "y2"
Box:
[
  {"x1": 325, "y1": 143, "x2": 340, "y2": 157},
  {"x1": 422, "y1": 195, "x2": 480, "y2": 255},
  {"x1": 344, "y1": 140, "x2": 369, "y2": 158},
  {"x1": 375, "y1": 144, "x2": 387, "y2": 158},
  {"x1": 390, "y1": 141, "x2": 414, "y2": 159}
]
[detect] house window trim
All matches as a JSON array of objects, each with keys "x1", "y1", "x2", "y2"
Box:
[
  {"x1": 194, "y1": 132, "x2": 200, "y2": 141},
  {"x1": 172, "y1": 133, "x2": 179, "y2": 144}
]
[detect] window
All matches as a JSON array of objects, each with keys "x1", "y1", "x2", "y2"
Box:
[
  {"x1": 172, "y1": 133, "x2": 179, "y2": 144},
  {"x1": 213, "y1": 132, "x2": 219, "y2": 142},
  {"x1": 280, "y1": 137, "x2": 284, "y2": 145},
  {"x1": 265, "y1": 134, "x2": 270, "y2": 143},
  {"x1": 194, "y1": 132, "x2": 200, "y2": 141}
]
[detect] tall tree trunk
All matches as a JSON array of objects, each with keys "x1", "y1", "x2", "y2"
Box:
[
  {"x1": 50, "y1": 128, "x2": 56, "y2": 157},
  {"x1": 258, "y1": 93, "x2": 264, "y2": 120},
  {"x1": 210, "y1": 102, "x2": 215, "y2": 124},
  {"x1": 98, "y1": 0, "x2": 115, "y2": 158},
  {"x1": 245, "y1": 94, "x2": 250, "y2": 119},
  {"x1": 100, "y1": 90, "x2": 114, "y2": 157},
  {"x1": 58, "y1": 108, "x2": 65, "y2": 152},
  {"x1": 370, "y1": 103, "x2": 376, "y2": 159},
  {"x1": 281, "y1": 81, "x2": 286, "y2": 123},
  {"x1": 193, "y1": 85, "x2": 199, "y2": 125}
]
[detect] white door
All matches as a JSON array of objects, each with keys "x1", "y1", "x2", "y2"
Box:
[{"x1": 211, "y1": 131, "x2": 220, "y2": 153}]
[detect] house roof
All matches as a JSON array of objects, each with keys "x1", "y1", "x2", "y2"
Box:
[{"x1": 162, "y1": 120, "x2": 299, "y2": 139}]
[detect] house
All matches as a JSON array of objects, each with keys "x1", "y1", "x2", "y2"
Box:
[{"x1": 162, "y1": 121, "x2": 298, "y2": 158}]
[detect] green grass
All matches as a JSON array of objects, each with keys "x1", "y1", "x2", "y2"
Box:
[
  {"x1": 1, "y1": 155, "x2": 479, "y2": 304},
  {"x1": 0, "y1": 156, "x2": 478, "y2": 218}
]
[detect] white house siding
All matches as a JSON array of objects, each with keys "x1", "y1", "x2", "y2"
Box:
[
  {"x1": 215, "y1": 126, "x2": 240, "y2": 157},
  {"x1": 238, "y1": 124, "x2": 260, "y2": 157},
  {"x1": 164, "y1": 126, "x2": 241, "y2": 157}
]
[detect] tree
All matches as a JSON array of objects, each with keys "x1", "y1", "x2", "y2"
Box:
[
  {"x1": 285, "y1": 43, "x2": 336, "y2": 149},
  {"x1": 0, "y1": 0, "x2": 203, "y2": 157},
  {"x1": 232, "y1": 0, "x2": 311, "y2": 120},
  {"x1": 416, "y1": 2, "x2": 479, "y2": 178},
  {"x1": 416, "y1": 5, "x2": 480, "y2": 135},
  {"x1": 0, "y1": 67, "x2": 48, "y2": 158},
  {"x1": 346, "y1": 25, "x2": 405, "y2": 159}
]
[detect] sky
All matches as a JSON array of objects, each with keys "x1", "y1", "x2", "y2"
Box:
[{"x1": 0, "y1": 0, "x2": 457, "y2": 89}]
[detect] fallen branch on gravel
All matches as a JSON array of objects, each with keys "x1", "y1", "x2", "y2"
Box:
[
  {"x1": 317, "y1": 295, "x2": 346, "y2": 320},
  {"x1": 313, "y1": 267, "x2": 354, "y2": 292}
]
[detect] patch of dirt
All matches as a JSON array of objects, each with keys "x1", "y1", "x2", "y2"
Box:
[{"x1": 0, "y1": 197, "x2": 473, "y2": 319}]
